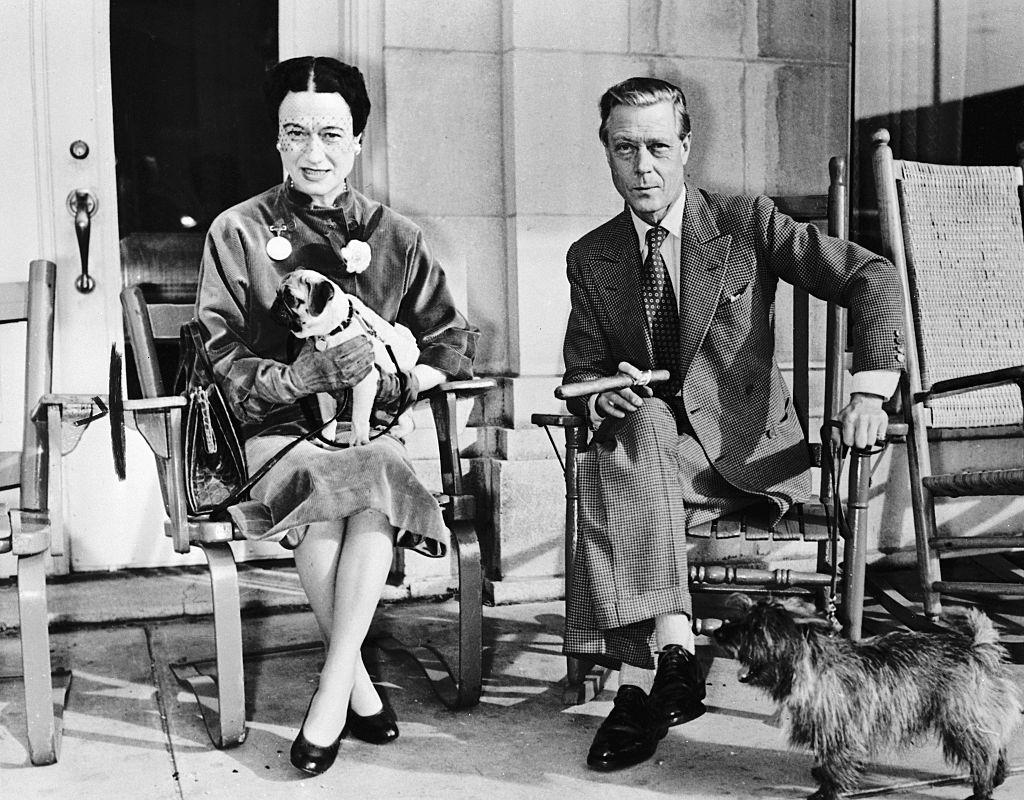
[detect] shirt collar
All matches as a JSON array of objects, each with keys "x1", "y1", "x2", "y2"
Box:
[{"x1": 629, "y1": 185, "x2": 687, "y2": 249}]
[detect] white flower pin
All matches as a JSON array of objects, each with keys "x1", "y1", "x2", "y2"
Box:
[{"x1": 341, "y1": 239, "x2": 372, "y2": 274}]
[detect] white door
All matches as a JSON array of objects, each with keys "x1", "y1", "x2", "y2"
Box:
[
  {"x1": 0, "y1": 0, "x2": 144, "y2": 576},
  {"x1": 0, "y1": 0, "x2": 364, "y2": 574}
]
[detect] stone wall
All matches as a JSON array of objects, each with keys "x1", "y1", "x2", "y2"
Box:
[{"x1": 380, "y1": 0, "x2": 853, "y2": 598}]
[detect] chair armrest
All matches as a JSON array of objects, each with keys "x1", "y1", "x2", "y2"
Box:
[
  {"x1": 530, "y1": 413, "x2": 587, "y2": 429},
  {"x1": 425, "y1": 377, "x2": 496, "y2": 501},
  {"x1": 125, "y1": 396, "x2": 187, "y2": 411},
  {"x1": 431, "y1": 378, "x2": 496, "y2": 398},
  {"x1": 31, "y1": 393, "x2": 107, "y2": 423},
  {"x1": 916, "y1": 364, "x2": 1024, "y2": 402},
  {"x1": 31, "y1": 393, "x2": 186, "y2": 422}
]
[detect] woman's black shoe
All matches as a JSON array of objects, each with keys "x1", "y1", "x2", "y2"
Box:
[
  {"x1": 291, "y1": 696, "x2": 343, "y2": 775},
  {"x1": 290, "y1": 727, "x2": 342, "y2": 775},
  {"x1": 345, "y1": 704, "x2": 399, "y2": 744}
]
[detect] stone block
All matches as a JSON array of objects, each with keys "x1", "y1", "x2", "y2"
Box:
[
  {"x1": 630, "y1": 0, "x2": 750, "y2": 59},
  {"x1": 503, "y1": 50, "x2": 646, "y2": 217},
  {"x1": 745, "y1": 63, "x2": 849, "y2": 195},
  {"x1": 481, "y1": 425, "x2": 568, "y2": 462},
  {"x1": 488, "y1": 457, "x2": 567, "y2": 580},
  {"x1": 384, "y1": 49, "x2": 503, "y2": 216},
  {"x1": 386, "y1": 0, "x2": 501, "y2": 52},
  {"x1": 640, "y1": 57, "x2": 747, "y2": 195},
  {"x1": 409, "y1": 214, "x2": 508, "y2": 375},
  {"x1": 472, "y1": 375, "x2": 571, "y2": 430},
  {"x1": 486, "y1": 575, "x2": 566, "y2": 605},
  {"x1": 504, "y1": 51, "x2": 745, "y2": 208},
  {"x1": 503, "y1": 0, "x2": 629, "y2": 52},
  {"x1": 756, "y1": 0, "x2": 850, "y2": 62},
  {"x1": 510, "y1": 214, "x2": 608, "y2": 375}
]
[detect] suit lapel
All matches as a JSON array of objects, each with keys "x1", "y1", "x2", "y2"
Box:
[
  {"x1": 678, "y1": 187, "x2": 731, "y2": 377},
  {"x1": 594, "y1": 209, "x2": 653, "y2": 368}
]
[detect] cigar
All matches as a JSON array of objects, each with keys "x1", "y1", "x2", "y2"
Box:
[{"x1": 554, "y1": 369, "x2": 670, "y2": 399}]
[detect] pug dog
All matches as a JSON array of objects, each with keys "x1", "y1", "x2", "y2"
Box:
[{"x1": 271, "y1": 268, "x2": 420, "y2": 445}]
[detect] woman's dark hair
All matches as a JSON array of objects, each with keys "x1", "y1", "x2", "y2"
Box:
[{"x1": 263, "y1": 56, "x2": 371, "y2": 135}]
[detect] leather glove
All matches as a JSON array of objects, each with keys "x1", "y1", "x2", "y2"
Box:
[
  {"x1": 374, "y1": 366, "x2": 420, "y2": 416},
  {"x1": 287, "y1": 336, "x2": 374, "y2": 397}
]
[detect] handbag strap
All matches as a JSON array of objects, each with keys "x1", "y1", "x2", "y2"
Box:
[
  {"x1": 207, "y1": 411, "x2": 337, "y2": 521},
  {"x1": 179, "y1": 319, "x2": 218, "y2": 388}
]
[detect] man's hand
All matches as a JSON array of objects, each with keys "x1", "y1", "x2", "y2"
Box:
[
  {"x1": 594, "y1": 362, "x2": 654, "y2": 419},
  {"x1": 836, "y1": 392, "x2": 888, "y2": 449}
]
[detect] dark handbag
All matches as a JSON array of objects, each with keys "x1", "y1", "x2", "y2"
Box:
[{"x1": 177, "y1": 320, "x2": 249, "y2": 516}]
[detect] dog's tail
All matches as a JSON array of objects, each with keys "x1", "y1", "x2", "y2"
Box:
[{"x1": 940, "y1": 608, "x2": 1007, "y2": 663}]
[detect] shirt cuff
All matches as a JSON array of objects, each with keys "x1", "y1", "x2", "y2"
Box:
[
  {"x1": 587, "y1": 394, "x2": 603, "y2": 429},
  {"x1": 849, "y1": 370, "x2": 900, "y2": 400}
]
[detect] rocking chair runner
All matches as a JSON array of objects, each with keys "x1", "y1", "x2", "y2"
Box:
[
  {"x1": 534, "y1": 157, "x2": 884, "y2": 702},
  {"x1": 871, "y1": 128, "x2": 1024, "y2": 618},
  {"x1": 119, "y1": 282, "x2": 493, "y2": 748}
]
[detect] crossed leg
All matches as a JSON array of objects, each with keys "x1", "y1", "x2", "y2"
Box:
[{"x1": 292, "y1": 510, "x2": 395, "y2": 745}]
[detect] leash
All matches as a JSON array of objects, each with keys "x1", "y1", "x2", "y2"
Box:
[
  {"x1": 820, "y1": 420, "x2": 888, "y2": 629},
  {"x1": 206, "y1": 410, "x2": 341, "y2": 521},
  {"x1": 219, "y1": 343, "x2": 416, "y2": 520},
  {"x1": 304, "y1": 312, "x2": 415, "y2": 448}
]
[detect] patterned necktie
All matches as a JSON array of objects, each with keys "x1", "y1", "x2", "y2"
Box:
[{"x1": 641, "y1": 225, "x2": 679, "y2": 396}]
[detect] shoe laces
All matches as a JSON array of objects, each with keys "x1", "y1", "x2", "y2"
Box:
[
  {"x1": 652, "y1": 646, "x2": 701, "y2": 691},
  {"x1": 604, "y1": 686, "x2": 649, "y2": 728}
]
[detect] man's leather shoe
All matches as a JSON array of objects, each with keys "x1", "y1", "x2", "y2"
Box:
[
  {"x1": 649, "y1": 644, "x2": 707, "y2": 728},
  {"x1": 586, "y1": 685, "x2": 664, "y2": 771},
  {"x1": 345, "y1": 704, "x2": 399, "y2": 744}
]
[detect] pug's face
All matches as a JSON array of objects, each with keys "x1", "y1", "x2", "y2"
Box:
[{"x1": 269, "y1": 269, "x2": 345, "y2": 337}]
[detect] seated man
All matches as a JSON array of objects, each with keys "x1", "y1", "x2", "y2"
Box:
[{"x1": 561, "y1": 76, "x2": 904, "y2": 771}]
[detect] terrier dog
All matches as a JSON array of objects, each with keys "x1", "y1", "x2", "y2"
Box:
[
  {"x1": 271, "y1": 269, "x2": 420, "y2": 445},
  {"x1": 714, "y1": 595, "x2": 1021, "y2": 800}
]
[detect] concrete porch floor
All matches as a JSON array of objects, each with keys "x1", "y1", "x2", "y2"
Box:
[{"x1": 2, "y1": 568, "x2": 1024, "y2": 799}]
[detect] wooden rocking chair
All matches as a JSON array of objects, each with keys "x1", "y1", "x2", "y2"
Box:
[{"x1": 871, "y1": 128, "x2": 1024, "y2": 622}]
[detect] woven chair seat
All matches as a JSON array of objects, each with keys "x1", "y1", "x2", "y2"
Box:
[
  {"x1": 923, "y1": 468, "x2": 1024, "y2": 498},
  {"x1": 687, "y1": 501, "x2": 831, "y2": 542}
]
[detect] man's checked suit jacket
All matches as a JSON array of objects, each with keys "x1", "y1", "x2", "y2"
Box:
[{"x1": 562, "y1": 185, "x2": 905, "y2": 523}]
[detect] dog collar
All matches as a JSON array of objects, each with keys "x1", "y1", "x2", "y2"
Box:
[
  {"x1": 331, "y1": 300, "x2": 355, "y2": 335},
  {"x1": 313, "y1": 301, "x2": 356, "y2": 351}
]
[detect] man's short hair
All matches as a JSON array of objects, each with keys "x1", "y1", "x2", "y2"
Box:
[{"x1": 598, "y1": 77, "x2": 691, "y2": 144}]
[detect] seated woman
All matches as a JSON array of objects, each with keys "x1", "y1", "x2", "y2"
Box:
[{"x1": 196, "y1": 55, "x2": 477, "y2": 776}]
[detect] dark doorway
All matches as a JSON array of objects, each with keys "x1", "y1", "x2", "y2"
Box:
[
  {"x1": 111, "y1": 0, "x2": 280, "y2": 240},
  {"x1": 111, "y1": 0, "x2": 280, "y2": 395}
]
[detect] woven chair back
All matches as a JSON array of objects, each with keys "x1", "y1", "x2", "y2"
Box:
[{"x1": 898, "y1": 161, "x2": 1024, "y2": 427}]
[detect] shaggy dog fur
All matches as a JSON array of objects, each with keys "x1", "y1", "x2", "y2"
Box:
[{"x1": 714, "y1": 596, "x2": 1021, "y2": 800}]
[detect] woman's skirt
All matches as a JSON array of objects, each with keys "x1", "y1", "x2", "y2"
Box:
[{"x1": 238, "y1": 433, "x2": 448, "y2": 557}]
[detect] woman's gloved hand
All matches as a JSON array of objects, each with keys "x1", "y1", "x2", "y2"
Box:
[
  {"x1": 287, "y1": 336, "x2": 374, "y2": 396},
  {"x1": 374, "y1": 366, "x2": 421, "y2": 415}
]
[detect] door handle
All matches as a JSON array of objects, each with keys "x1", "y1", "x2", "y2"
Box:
[{"x1": 66, "y1": 189, "x2": 98, "y2": 293}]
